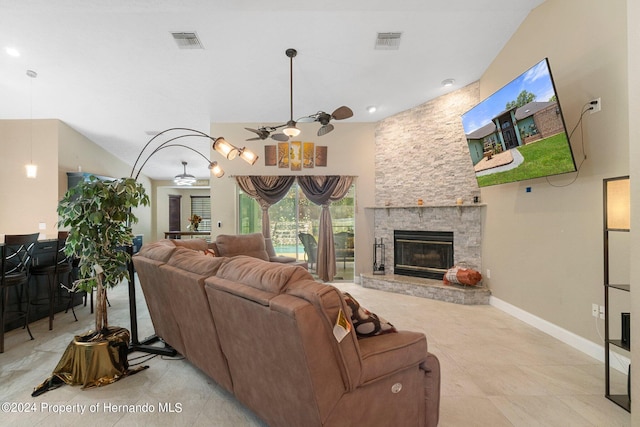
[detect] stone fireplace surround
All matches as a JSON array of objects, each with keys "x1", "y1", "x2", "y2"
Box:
[
  {"x1": 361, "y1": 82, "x2": 490, "y2": 304},
  {"x1": 372, "y1": 205, "x2": 482, "y2": 272},
  {"x1": 361, "y1": 205, "x2": 490, "y2": 305}
]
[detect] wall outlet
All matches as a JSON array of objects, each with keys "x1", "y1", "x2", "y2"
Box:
[
  {"x1": 38, "y1": 222, "x2": 46, "y2": 230},
  {"x1": 592, "y1": 303, "x2": 599, "y2": 318},
  {"x1": 599, "y1": 305, "x2": 605, "y2": 319},
  {"x1": 590, "y1": 97, "x2": 601, "y2": 114},
  {"x1": 486, "y1": 269, "x2": 491, "y2": 279}
]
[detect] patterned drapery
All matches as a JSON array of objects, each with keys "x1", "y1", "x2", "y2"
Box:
[
  {"x1": 236, "y1": 175, "x2": 354, "y2": 282},
  {"x1": 297, "y1": 176, "x2": 354, "y2": 282},
  {"x1": 235, "y1": 176, "x2": 296, "y2": 238}
]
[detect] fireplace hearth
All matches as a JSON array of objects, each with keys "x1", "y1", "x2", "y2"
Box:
[
  {"x1": 394, "y1": 230, "x2": 453, "y2": 280},
  {"x1": 363, "y1": 205, "x2": 487, "y2": 305}
]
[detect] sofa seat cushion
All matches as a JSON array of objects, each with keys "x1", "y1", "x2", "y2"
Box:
[
  {"x1": 167, "y1": 247, "x2": 227, "y2": 277},
  {"x1": 358, "y1": 331, "x2": 428, "y2": 385},
  {"x1": 216, "y1": 256, "x2": 313, "y2": 294}
]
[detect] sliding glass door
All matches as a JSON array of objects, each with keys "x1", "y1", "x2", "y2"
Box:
[{"x1": 238, "y1": 182, "x2": 355, "y2": 281}]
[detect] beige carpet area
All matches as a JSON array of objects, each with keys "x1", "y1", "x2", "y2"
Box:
[{"x1": 0, "y1": 277, "x2": 631, "y2": 426}]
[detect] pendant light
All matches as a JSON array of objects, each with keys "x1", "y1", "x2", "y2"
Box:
[{"x1": 25, "y1": 69, "x2": 38, "y2": 178}]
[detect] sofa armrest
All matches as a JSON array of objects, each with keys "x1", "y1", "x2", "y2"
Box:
[
  {"x1": 422, "y1": 352, "x2": 441, "y2": 427},
  {"x1": 357, "y1": 331, "x2": 428, "y2": 385}
]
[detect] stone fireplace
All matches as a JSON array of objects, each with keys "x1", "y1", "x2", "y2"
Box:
[
  {"x1": 394, "y1": 230, "x2": 454, "y2": 280},
  {"x1": 369, "y1": 205, "x2": 482, "y2": 274},
  {"x1": 361, "y1": 205, "x2": 489, "y2": 305},
  {"x1": 360, "y1": 81, "x2": 488, "y2": 304}
]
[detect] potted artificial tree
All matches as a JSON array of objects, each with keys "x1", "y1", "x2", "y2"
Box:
[{"x1": 33, "y1": 176, "x2": 149, "y2": 395}]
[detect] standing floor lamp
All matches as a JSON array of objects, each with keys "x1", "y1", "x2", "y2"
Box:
[{"x1": 127, "y1": 128, "x2": 258, "y2": 356}]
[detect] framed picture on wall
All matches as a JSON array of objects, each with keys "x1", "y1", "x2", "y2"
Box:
[
  {"x1": 264, "y1": 145, "x2": 277, "y2": 166},
  {"x1": 278, "y1": 142, "x2": 289, "y2": 168},
  {"x1": 303, "y1": 142, "x2": 314, "y2": 168},
  {"x1": 290, "y1": 141, "x2": 302, "y2": 171},
  {"x1": 316, "y1": 146, "x2": 328, "y2": 167}
]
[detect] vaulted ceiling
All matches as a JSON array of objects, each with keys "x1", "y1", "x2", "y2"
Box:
[{"x1": 1, "y1": 0, "x2": 545, "y2": 180}]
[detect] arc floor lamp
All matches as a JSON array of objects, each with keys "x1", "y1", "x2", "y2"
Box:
[{"x1": 126, "y1": 128, "x2": 258, "y2": 355}]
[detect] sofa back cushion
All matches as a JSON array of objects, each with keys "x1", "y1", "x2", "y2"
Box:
[
  {"x1": 160, "y1": 259, "x2": 233, "y2": 392},
  {"x1": 215, "y1": 233, "x2": 269, "y2": 261},
  {"x1": 167, "y1": 246, "x2": 226, "y2": 277},
  {"x1": 171, "y1": 238, "x2": 209, "y2": 251},
  {"x1": 216, "y1": 255, "x2": 312, "y2": 294},
  {"x1": 136, "y1": 240, "x2": 176, "y2": 262}
]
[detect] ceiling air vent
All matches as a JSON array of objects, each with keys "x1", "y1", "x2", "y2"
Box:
[
  {"x1": 171, "y1": 32, "x2": 204, "y2": 49},
  {"x1": 375, "y1": 32, "x2": 402, "y2": 50}
]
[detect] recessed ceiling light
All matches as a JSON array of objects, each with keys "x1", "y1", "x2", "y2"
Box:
[
  {"x1": 6, "y1": 47, "x2": 20, "y2": 57},
  {"x1": 367, "y1": 106, "x2": 377, "y2": 113},
  {"x1": 441, "y1": 78, "x2": 455, "y2": 87}
]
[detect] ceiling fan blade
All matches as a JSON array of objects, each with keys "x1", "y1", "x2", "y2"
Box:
[
  {"x1": 246, "y1": 137, "x2": 262, "y2": 141},
  {"x1": 245, "y1": 127, "x2": 271, "y2": 140},
  {"x1": 297, "y1": 114, "x2": 318, "y2": 123},
  {"x1": 271, "y1": 133, "x2": 289, "y2": 142},
  {"x1": 331, "y1": 106, "x2": 353, "y2": 120},
  {"x1": 317, "y1": 123, "x2": 334, "y2": 137}
]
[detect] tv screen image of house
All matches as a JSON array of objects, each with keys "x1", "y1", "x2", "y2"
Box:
[{"x1": 461, "y1": 58, "x2": 577, "y2": 187}]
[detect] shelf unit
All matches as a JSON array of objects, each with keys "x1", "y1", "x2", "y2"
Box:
[{"x1": 603, "y1": 176, "x2": 631, "y2": 412}]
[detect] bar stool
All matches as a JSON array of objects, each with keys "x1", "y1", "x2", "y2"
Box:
[
  {"x1": 30, "y1": 231, "x2": 75, "y2": 330},
  {"x1": 1, "y1": 233, "x2": 39, "y2": 353}
]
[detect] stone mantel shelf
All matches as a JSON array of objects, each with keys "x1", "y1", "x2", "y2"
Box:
[{"x1": 365, "y1": 204, "x2": 486, "y2": 209}]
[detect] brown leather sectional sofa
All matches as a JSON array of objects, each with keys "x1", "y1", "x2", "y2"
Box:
[{"x1": 133, "y1": 238, "x2": 440, "y2": 426}]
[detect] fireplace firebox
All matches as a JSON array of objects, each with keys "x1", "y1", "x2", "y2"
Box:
[{"x1": 394, "y1": 230, "x2": 453, "y2": 279}]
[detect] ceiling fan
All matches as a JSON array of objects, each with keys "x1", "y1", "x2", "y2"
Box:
[
  {"x1": 245, "y1": 48, "x2": 353, "y2": 142},
  {"x1": 244, "y1": 125, "x2": 289, "y2": 142}
]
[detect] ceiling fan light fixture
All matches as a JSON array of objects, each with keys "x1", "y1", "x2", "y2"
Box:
[
  {"x1": 213, "y1": 137, "x2": 238, "y2": 160},
  {"x1": 208, "y1": 161, "x2": 224, "y2": 178},
  {"x1": 174, "y1": 161, "x2": 197, "y2": 185},
  {"x1": 238, "y1": 147, "x2": 259, "y2": 165},
  {"x1": 282, "y1": 120, "x2": 301, "y2": 138}
]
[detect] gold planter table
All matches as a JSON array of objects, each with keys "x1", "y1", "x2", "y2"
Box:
[{"x1": 32, "y1": 327, "x2": 148, "y2": 396}]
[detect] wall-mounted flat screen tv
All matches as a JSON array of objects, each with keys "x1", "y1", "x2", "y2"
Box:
[{"x1": 461, "y1": 58, "x2": 576, "y2": 187}]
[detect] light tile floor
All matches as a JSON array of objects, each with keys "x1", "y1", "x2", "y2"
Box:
[{"x1": 0, "y1": 279, "x2": 631, "y2": 426}]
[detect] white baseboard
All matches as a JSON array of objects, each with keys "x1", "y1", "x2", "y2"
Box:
[{"x1": 490, "y1": 296, "x2": 630, "y2": 374}]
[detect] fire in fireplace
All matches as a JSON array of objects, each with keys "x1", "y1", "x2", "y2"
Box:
[{"x1": 394, "y1": 230, "x2": 454, "y2": 279}]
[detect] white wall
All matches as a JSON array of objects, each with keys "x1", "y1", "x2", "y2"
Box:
[
  {"x1": 0, "y1": 119, "x2": 152, "y2": 242},
  {"x1": 57, "y1": 121, "x2": 152, "y2": 242},
  {"x1": 154, "y1": 185, "x2": 210, "y2": 241},
  {"x1": 0, "y1": 119, "x2": 59, "y2": 239},
  {"x1": 481, "y1": 0, "x2": 628, "y2": 354},
  {"x1": 209, "y1": 121, "x2": 376, "y2": 277},
  {"x1": 627, "y1": 0, "x2": 640, "y2": 418}
]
